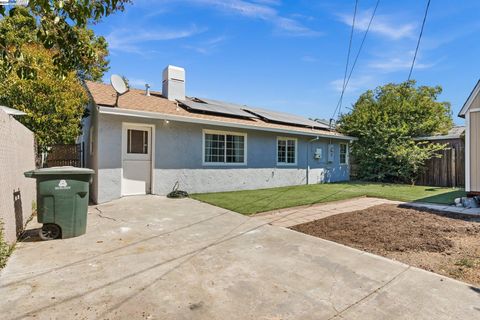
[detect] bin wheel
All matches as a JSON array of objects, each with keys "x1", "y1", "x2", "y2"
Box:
[{"x1": 39, "y1": 224, "x2": 61, "y2": 240}]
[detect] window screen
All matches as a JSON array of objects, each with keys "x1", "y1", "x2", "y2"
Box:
[
  {"x1": 204, "y1": 132, "x2": 245, "y2": 164},
  {"x1": 277, "y1": 138, "x2": 296, "y2": 164},
  {"x1": 127, "y1": 129, "x2": 148, "y2": 154},
  {"x1": 340, "y1": 143, "x2": 348, "y2": 164}
]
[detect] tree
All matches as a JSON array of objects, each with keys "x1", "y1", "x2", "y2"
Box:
[
  {"x1": 0, "y1": 44, "x2": 88, "y2": 150},
  {"x1": 0, "y1": 2, "x2": 128, "y2": 150},
  {"x1": 0, "y1": 6, "x2": 112, "y2": 81},
  {"x1": 337, "y1": 81, "x2": 453, "y2": 184},
  {"x1": 0, "y1": 1, "x2": 130, "y2": 79}
]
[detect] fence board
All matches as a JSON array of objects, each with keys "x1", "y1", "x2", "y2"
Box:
[{"x1": 416, "y1": 138, "x2": 465, "y2": 187}]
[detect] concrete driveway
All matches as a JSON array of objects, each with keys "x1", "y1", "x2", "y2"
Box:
[{"x1": 0, "y1": 196, "x2": 478, "y2": 319}]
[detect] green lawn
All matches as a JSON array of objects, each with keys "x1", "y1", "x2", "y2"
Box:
[{"x1": 191, "y1": 182, "x2": 465, "y2": 215}]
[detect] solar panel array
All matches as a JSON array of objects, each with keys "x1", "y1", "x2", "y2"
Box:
[
  {"x1": 182, "y1": 97, "x2": 330, "y2": 130},
  {"x1": 181, "y1": 99, "x2": 256, "y2": 119}
]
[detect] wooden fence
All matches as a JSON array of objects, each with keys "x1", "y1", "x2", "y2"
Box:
[
  {"x1": 416, "y1": 139, "x2": 465, "y2": 188},
  {"x1": 43, "y1": 143, "x2": 84, "y2": 168},
  {"x1": 349, "y1": 138, "x2": 465, "y2": 188}
]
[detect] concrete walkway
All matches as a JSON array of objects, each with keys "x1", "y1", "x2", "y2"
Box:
[
  {"x1": 0, "y1": 196, "x2": 479, "y2": 319},
  {"x1": 405, "y1": 202, "x2": 480, "y2": 215},
  {"x1": 254, "y1": 197, "x2": 402, "y2": 227}
]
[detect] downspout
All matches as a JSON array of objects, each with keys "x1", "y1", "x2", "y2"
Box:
[{"x1": 306, "y1": 136, "x2": 320, "y2": 185}]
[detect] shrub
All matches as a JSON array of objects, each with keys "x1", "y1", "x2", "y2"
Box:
[{"x1": 0, "y1": 222, "x2": 14, "y2": 269}]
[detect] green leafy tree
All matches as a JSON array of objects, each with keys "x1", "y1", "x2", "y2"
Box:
[
  {"x1": 338, "y1": 81, "x2": 453, "y2": 184},
  {"x1": 0, "y1": 2, "x2": 128, "y2": 150},
  {"x1": 0, "y1": 6, "x2": 112, "y2": 81},
  {"x1": 0, "y1": 1, "x2": 129, "y2": 79},
  {"x1": 0, "y1": 44, "x2": 88, "y2": 150}
]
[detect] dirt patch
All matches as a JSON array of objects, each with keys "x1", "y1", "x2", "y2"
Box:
[{"x1": 291, "y1": 204, "x2": 480, "y2": 287}]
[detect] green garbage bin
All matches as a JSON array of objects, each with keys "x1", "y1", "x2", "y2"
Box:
[{"x1": 24, "y1": 167, "x2": 95, "y2": 240}]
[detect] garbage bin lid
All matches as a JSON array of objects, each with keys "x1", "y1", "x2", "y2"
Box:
[{"x1": 24, "y1": 166, "x2": 95, "y2": 176}]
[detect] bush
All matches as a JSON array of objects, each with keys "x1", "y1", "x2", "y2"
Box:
[{"x1": 0, "y1": 222, "x2": 14, "y2": 269}]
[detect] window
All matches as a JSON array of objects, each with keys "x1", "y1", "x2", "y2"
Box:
[
  {"x1": 204, "y1": 130, "x2": 246, "y2": 164},
  {"x1": 277, "y1": 137, "x2": 297, "y2": 165},
  {"x1": 340, "y1": 143, "x2": 348, "y2": 165},
  {"x1": 127, "y1": 129, "x2": 149, "y2": 154}
]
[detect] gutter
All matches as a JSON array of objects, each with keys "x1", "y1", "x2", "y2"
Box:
[{"x1": 98, "y1": 106, "x2": 357, "y2": 141}]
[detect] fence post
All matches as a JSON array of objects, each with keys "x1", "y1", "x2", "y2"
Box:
[{"x1": 451, "y1": 147, "x2": 456, "y2": 188}]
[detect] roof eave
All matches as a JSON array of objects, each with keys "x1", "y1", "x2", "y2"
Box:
[
  {"x1": 458, "y1": 79, "x2": 480, "y2": 118},
  {"x1": 97, "y1": 106, "x2": 356, "y2": 141}
]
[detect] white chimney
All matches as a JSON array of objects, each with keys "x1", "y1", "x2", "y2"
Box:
[{"x1": 162, "y1": 65, "x2": 185, "y2": 101}]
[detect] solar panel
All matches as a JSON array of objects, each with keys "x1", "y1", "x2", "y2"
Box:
[
  {"x1": 196, "y1": 98, "x2": 246, "y2": 110},
  {"x1": 194, "y1": 97, "x2": 330, "y2": 129},
  {"x1": 244, "y1": 107, "x2": 330, "y2": 129},
  {"x1": 181, "y1": 99, "x2": 256, "y2": 119}
]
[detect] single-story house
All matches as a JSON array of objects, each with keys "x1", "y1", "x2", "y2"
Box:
[
  {"x1": 459, "y1": 79, "x2": 480, "y2": 196},
  {"x1": 82, "y1": 65, "x2": 355, "y2": 204}
]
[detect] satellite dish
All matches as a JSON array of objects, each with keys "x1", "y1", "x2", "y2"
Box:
[
  {"x1": 110, "y1": 74, "x2": 129, "y2": 107},
  {"x1": 111, "y1": 74, "x2": 128, "y2": 95}
]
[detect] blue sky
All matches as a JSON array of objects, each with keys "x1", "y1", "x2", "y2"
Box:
[{"x1": 92, "y1": 0, "x2": 480, "y2": 124}]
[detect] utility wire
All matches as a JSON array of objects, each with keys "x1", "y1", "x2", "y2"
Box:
[
  {"x1": 338, "y1": 0, "x2": 358, "y2": 118},
  {"x1": 331, "y1": 0, "x2": 358, "y2": 128},
  {"x1": 332, "y1": 0, "x2": 381, "y2": 123},
  {"x1": 341, "y1": 0, "x2": 380, "y2": 111},
  {"x1": 407, "y1": 0, "x2": 431, "y2": 81}
]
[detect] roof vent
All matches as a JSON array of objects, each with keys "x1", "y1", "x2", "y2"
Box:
[
  {"x1": 145, "y1": 83, "x2": 151, "y2": 96},
  {"x1": 162, "y1": 65, "x2": 185, "y2": 101}
]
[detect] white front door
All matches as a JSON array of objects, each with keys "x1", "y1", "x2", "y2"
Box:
[{"x1": 122, "y1": 124, "x2": 152, "y2": 196}]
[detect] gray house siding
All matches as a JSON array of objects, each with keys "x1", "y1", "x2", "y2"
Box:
[
  {"x1": 80, "y1": 101, "x2": 100, "y2": 203},
  {"x1": 92, "y1": 113, "x2": 350, "y2": 203}
]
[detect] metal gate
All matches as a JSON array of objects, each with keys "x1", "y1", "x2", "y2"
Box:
[{"x1": 43, "y1": 143, "x2": 84, "y2": 168}]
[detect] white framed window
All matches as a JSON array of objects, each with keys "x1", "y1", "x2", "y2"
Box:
[
  {"x1": 203, "y1": 130, "x2": 247, "y2": 165},
  {"x1": 277, "y1": 137, "x2": 297, "y2": 165},
  {"x1": 127, "y1": 129, "x2": 149, "y2": 154},
  {"x1": 340, "y1": 143, "x2": 349, "y2": 165}
]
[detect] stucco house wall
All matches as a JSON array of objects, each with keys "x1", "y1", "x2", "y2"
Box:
[
  {"x1": 93, "y1": 113, "x2": 349, "y2": 204},
  {"x1": 0, "y1": 109, "x2": 36, "y2": 244}
]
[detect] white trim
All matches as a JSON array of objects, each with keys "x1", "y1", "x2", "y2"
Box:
[
  {"x1": 98, "y1": 106, "x2": 356, "y2": 141},
  {"x1": 459, "y1": 80, "x2": 480, "y2": 117},
  {"x1": 339, "y1": 143, "x2": 349, "y2": 165},
  {"x1": 276, "y1": 136, "x2": 298, "y2": 166},
  {"x1": 465, "y1": 112, "x2": 471, "y2": 192},
  {"x1": 469, "y1": 108, "x2": 480, "y2": 113},
  {"x1": 121, "y1": 122, "x2": 156, "y2": 196},
  {"x1": 202, "y1": 129, "x2": 248, "y2": 166}
]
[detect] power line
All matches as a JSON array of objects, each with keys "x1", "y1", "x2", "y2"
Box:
[
  {"x1": 331, "y1": 0, "x2": 358, "y2": 127},
  {"x1": 338, "y1": 0, "x2": 358, "y2": 116},
  {"x1": 332, "y1": 0, "x2": 381, "y2": 124},
  {"x1": 408, "y1": 0, "x2": 431, "y2": 81},
  {"x1": 342, "y1": 0, "x2": 380, "y2": 107}
]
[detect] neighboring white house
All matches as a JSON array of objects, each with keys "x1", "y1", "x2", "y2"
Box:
[
  {"x1": 82, "y1": 65, "x2": 355, "y2": 204},
  {"x1": 459, "y1": 79, "x2": 480, "y2": 196}
]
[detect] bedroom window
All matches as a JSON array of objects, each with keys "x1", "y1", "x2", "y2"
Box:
[
  {"x1": 204, "y1": 130, "x2": 246, "y2": 164},
  {"x1": 340, "y1": 143, "x2": 348, "y2": 165},
  {"x1": 277, "y1": 137, "x2": 297, "y2": 165}
]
